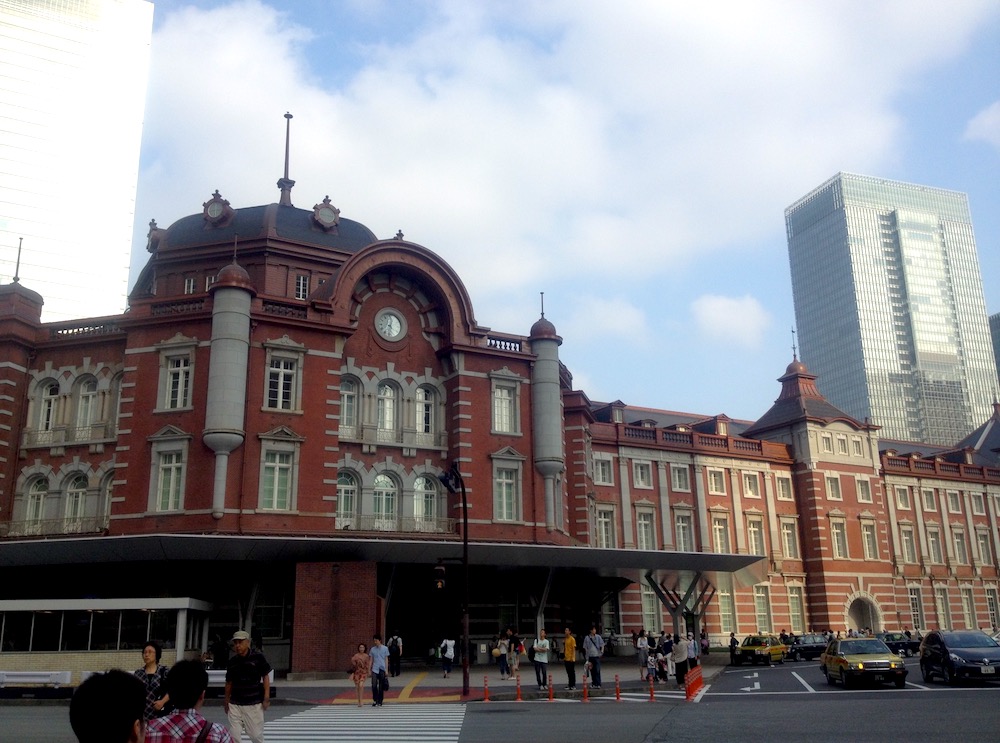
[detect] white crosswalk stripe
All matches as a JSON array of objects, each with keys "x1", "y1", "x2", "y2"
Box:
[{"x1": 241, "y1": 703, "x2": 467, "y2": 742}]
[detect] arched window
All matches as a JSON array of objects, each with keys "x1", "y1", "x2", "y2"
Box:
[
  {"x1": 373, "y1": 473, "x2": 398, "y2": 530},
  {"x1": 339, "y1": 379, "x2": 358, "y2": 436},
  {"x1": 77, "y1": 379, "x2": 98, "y2": 427},
  {"x1": 377, "y1": 383, "x2": 399, "y2": 442},
  {"x1": 39, "y1": 383, "x2": 59, "y2": 431},
  {"x1": 336, "y1": 471, "x2": 358, "y2": 529},
  {"x1": 415, "y1": 387, "x2": 436, "y2": 444},
  {"x1": 25, "y1": 479, "x2": 48, "y2": 535},
  {"x1": 414, "y1": 475, "x2": 438, "y2": 531},
  {"x1": 65, "y1": 475, "x2": 88, "y2": 532}
]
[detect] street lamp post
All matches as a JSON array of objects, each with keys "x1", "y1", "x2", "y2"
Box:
[{"x1": 439, "y1": 462, "x2": 470, "y2": 697}]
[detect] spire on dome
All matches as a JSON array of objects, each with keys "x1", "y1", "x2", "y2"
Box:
[{"x1": 277, "y1": 112, "x2": 295, "y2": 206}]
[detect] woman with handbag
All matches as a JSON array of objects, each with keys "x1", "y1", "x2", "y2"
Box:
[{"x1": 349, "y1": 642, "x2": 372, "y2": 707}]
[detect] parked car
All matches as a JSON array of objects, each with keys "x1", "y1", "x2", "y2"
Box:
[
  {"x1": 919, "y1": 630, "x2": 1000, "y2": 685},
  {"x1": 787, "y1": 633, "x2": 828, "y2": 662},
  {"x1": 877, "y1": 631, "x2": 921, "y2": 657},
  {"x1": 820, "y1": 638, "x2": 907, "y2": 688},
  {"x1": 733, "y1": 634, "x2": 787, "y2": 665}
]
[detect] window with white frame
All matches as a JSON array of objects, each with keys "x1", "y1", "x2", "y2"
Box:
[
  {"x1": 163, "y1": 355, "x2": 192, "y2": 410},
  {"x1": 852, "y1": 437, "x2": 863, "y2": 456},
  {"x1": 494, "y1": 465, "x2": 521, "y2": 522},
  {"x1": 935, "y1": 587, "x2": 951, "y2": 629},
  {"x1": 895, "y1": 486, "x2": 911, "y2": 510},
  {"x1": 978, "y1": 531, "x2": 992, "y2": 566},
  {"x1": 927, "y1": 528, "x2": 943, "y2": 563},
  {"x1": 826, "y1": 475, "x2": 842, "y2": 501},
  {"x1": 640, "y1": 583, "x2": 662, "y2": 634},
  {"x1": 788, "y1": 586, "x2": 806, "y2": 633},
  {"x1": 294, "y1": 274, "x2": 309, "y2": 300},
  {"x1": 204, "y1": 274, "x2": 216, "y2": 291},
  {"x1": 76, "y1": 379, "x2": 98, "y2": 429},
  {"x1": 376, "y1": 382, "x2": 400, "y2": 442},
  {"x1": 743, "y1": 473, "x2": 760, "y2": 498},
  {"x1": 633, "y1": 461, "x2": 653, "y2": 489},
  {"x1": 490, "y1": 376, "x2": 521, "y2": 434},
  {"x1": 373, "y1": 473, "x2": 399, "y2": 530},
  {"x1": 747, "y1": 517, "x2": 765, "y2": 556},
  {"x1": 909, "y1": 587, "x2": 925, "y2": 630},
  {"x1": 830, "y1": 519, "x2": 848, "y2": 559},
  {"x1": 39, "y1": 382, "x2": 59, "y2": 431},
  {"x1": 265, "y1": 356, "x2": 298, "y2": 411},
  {"x1": 900, "y1": 525, "x2": 917, "y2": 563},
  {"x1": 596, "y1": 506, "x2": 616, "y2": 548},
  {"x1": 260, "y1": 450, "x2": 294, "y2": 510},
  {"x1": 156, "y1": 450, "x2": 184, "y2": 512},
  {"x1": 776, "y1": 476, "x2": 793, "y2": 501},
  {"x1": 922, "y1": 489, "x2": 937, "y2": 512},
  {"x1": 718, "y1": 591, "x2": 736, "y2": 633},
  {"x1": 712, "y1": 515, "x2": 730, "y2": 553},
  {"x1": 675, "y1": 512, "x2": 694, "y2": 552},
  {"x1": 636, "y1": 510, "x2": 655, "y2": 550},
  {"x1": 754, "y1": 585, "x2": 773, "y2": 633},
  {"x1": 593, "y1": 455, "x2": 614, "y2": 485},
  {"x1": 183, "y1": 277, "x2": 196, "y2": 295},
  {"x1": 971, "y1": 492, "x2": 986, "y2": 515},
  {"x1": 861, "y1": 521, "x2": 879, "y2": 560},
  {"x1": 65, "y1": 475, "x2": 87, "y2": 531},
  {"x1": 415, "y1": 387, "x2": 437, "y2": 444},
  {"x1": 670, "y1": 464, "x2": 690, "y2": 492},
  {"x1": 339, "y1": 378, "x2": 358, "y2": 437},
  {"x1": 987, "y1": 589, "x2": 999, "y2": 629},
  {"x1": 947, "y1": 490, "x2": 961, "y2": 514},
  {"x1": 781, "y1": 519, "x2": 799, "y2": 559},
  {"x1": 836, "y1": 436, "x2": 849, "y2": 455},
  {"x1": 708, "y1": 469, "x2": 726, "y2": 495},
  {"x1": 961, "y1": 587, "x2": 975, "y2": 628},
  {"x1": 413, "y1": 475, "x2": 439, "y2": 528},
  {"x1": 953, "y1": 529, "x2": 968, "y2": 564},
  {"x1": 336, "y1": 471, "x2": 358, "y2": 528},
  {"x1": 856, "y1": 479, "x2": 873, "y2": 503},
  {"x1": 25, "y1": 479, "x2": 47, "y2": 532},
  {"x1": 821, "y1": 434, "x2": 833, "y2": 453}
]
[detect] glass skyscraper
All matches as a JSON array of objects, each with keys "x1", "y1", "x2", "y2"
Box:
[{"x1": 786, "y1": 172, "x2": 998, "y2": 446}]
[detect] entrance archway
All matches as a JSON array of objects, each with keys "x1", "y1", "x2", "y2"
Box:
[{"x1": 846, "y1": 596, "x2": 881, "y2": 632}]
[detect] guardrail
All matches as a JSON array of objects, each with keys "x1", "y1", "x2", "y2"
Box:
[{"x1": 0, "y1": 670, "x2": 72, "y2": 688}]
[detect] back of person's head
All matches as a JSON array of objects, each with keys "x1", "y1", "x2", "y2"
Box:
[
  {"x1": 165, "y1": 659, "x2": 209, "y2": 710},
  {"x1": 70, "y1": 670, "x2": 145, "y2": 743}
]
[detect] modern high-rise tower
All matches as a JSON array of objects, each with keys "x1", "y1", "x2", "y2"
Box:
[
  {"x1": 0, "y1": 0, "x2": 153, "y2": 321},
  {"x1": 786, "y1": 172, "x2": 998, "y2": 446}
]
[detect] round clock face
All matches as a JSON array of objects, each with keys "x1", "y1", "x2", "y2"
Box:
[
  {"x1": 376, "y1": 310, "x2": 404, "y2": 340},
  {"x1": 317, "y1": 206, "x2": 339, "y2": 225},
  {"x1": 207, "y1": 202, "x2": 224, "y2": 219}
]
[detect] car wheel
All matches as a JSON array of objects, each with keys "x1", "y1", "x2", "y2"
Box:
[
  {"x1": 904, "y1": 648, "x2": 913, "y2": 657},
  {"x1": 895, "y1": 677, "x2": 906, "y2": 689},
  {"x1": 941, "y1": 665, "x2": 955, "y2": 686},
  {"x1": 824, "y1": 666, "x2": 835, "y2": 686},
  {"x1": 920, "y1": 661, "x2": 933, "y2": 683},
  {"x1": 842, "y1": 670, "x2": 853, "y2": 689},
  {"x1": 777, "y1": 653, "x2": 785, "y2": 665},
  {"x1": 791, "y1": 650, "x2": 799, "y2": 662}
]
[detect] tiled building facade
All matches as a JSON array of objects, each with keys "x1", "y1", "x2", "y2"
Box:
[{"x1": 1, "y1": 180, "x2": 998, "y2": 679}]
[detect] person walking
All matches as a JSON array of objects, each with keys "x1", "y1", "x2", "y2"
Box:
[
  {"x1": 369, "y1": 634, "x2": 390, "y2": 707},
  {"x1": 350, "y1": 642, "x2": 372, "y2": 707},
  {"x1": 507, "y1": 628, "x2": 522, "y2": 675},
  {"x1": 671, "y1": 633, "x2": 689, "y2": 689},
  {"x1": 146, "y1": 660, "x2": 234, "y2": 742},
  {"x1": 532, "y1": 629, "x2": 550, "y2": 690},
  {"x1": 686, "y1": 632, "x2": 699, "y2": 669},
  {"x1": 729, "y1": 632, "x2": 740, "y2": 665},
  {"x1": 583, "y1": 626, "x2": 605, "y2": 689},
  {"x1": 134, "y1": 640, "x2": 170, "y2": 722},
  {"x1": 636, "y1": 629, "x2": 649, "y2": 680},
  {"x1": 496, "y1": 632, "x2": 511, "y2": 680},
  {"x1": 439, "y1": 636, "x2": 456, "y2": 678},
  {"x1": 386, "y1": 632, "x2": 403, "y2": 677},
  {"x1": 562, "y1": 627, "x2": 577, "y2": 690},
  {"x1": 224, "y1": 630, "x2": 272, "y2": 743}
]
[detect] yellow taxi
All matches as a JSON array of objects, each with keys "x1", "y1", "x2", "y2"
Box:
[
  {"x1": 733, "y1": 634, "x2": 787, "y2": 665},
  {"x1": 820, "y1": 637, "x2": 908, "y2": 689}
]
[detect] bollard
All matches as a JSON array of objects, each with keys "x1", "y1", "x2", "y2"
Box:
[
  {"x1": 484, "y1": 675, "x2": 490, "y2": 703},
  {"x1": 615, "y1": 673, "x2": 621, "y2": 702},
  {"x1": 684, "y1": 663, "x2": 704, "y2": 702},
  {"x1": 582, "y1": 676, "x2": 589, "y2": 703},
  {"x1": 515, "y1": 673, "x2": 522, "y2": 702},
  {"x1": 548, "y1": 673, "x2": 554, "y2": 702},
  {"x1": 648, "y1": 674, "x2": 656, "y2": 702}
]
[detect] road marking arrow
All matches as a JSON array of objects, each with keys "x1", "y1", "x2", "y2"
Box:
[
  {"x1": 742, "y1": 672, "x2": 759, "y2": 679},
  {"x1": 740, "y1": 681, "x2": 761, "y2": 691}
]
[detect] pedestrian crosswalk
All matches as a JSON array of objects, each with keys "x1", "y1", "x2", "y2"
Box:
[{"x1": 241, "y1": 703, "x2": 466, "y2": 742}]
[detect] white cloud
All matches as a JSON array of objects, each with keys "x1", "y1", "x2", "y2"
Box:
[
  {"x1": 691, "y1": 295, "x2": 771, "y2": 348},
  {"x1": 965, "y1": 101, "x2": 1000, "y2": 152}
]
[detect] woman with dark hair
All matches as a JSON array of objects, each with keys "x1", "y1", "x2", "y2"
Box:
[
  {"x1": 134, "y1": 640, "x2": 170, "y2": 720},
  {"x1": 350, "y1": 642, "x2": 372, "y2": 707}
]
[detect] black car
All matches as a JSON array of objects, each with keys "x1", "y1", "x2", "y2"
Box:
[
  {"x1": 787, "y1": 633, "x2": 828, "y2": 661},
  {"x1": 877, "y1": 631, "x2": 921, "y2": 657},
  {"x1": 919, "y1": 630, "x2": 1000, "y2": 684}
]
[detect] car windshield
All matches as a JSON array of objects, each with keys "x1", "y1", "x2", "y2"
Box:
[
  {"x1": 880, "y1": 633, "x2": 903, "y2": 641},
  {"x1": 800, "y1": 634, "x2": 825, "y2": 643},
  {"x1": 743, "y1": 637, "x2": 767, "y2": 647},
  {"x1": 840, "y1": 640, "x2": 891, "y2": 655},
  {"x1": 943, "y1": 632, "x2": 999, "y2": 648}
]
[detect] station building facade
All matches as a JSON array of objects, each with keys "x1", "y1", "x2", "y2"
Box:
[{"x1": 1, "y1": 178, "x2": 998, "y2": 680}]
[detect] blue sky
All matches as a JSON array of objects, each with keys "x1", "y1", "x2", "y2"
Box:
[{"x1": 132, "y1": 0, "x2": 1000, "y2": 423}]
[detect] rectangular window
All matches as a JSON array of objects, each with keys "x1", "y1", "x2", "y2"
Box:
[
  {"x1": 821, "y1": 434, "x2": 833, "y2": 453},
  {"x1": 852, "y1": 437, "x2": 863, "y2": 456},
  {"x1": 261, "y1": 451, "x2": 293, "y2": 510},
  {"x1": 294, "y1": 274, "x2": 309, "y2": 300},
  {"x1": 204, "y1": 275, "x2": 216, "y2": 291},
  {"x1": 712, "y1": 516, "x2": 730, "y2": 553},
  {"x1": 781, "y1": 519, "x2": 799, "y2": 559},
  {"x1": 900, "y1": 526, "x2": 917, "y2": 563},
  {"x1": 157, "y1": 451, "x2": 183, "y2": 511},
  {"x1": 857, "y1": 479, "x2": 872, "y2": 503},
  {"x1": 978, "y1": 532, "x2": 992, "y2": 566},
  {"x1": 675, "y1": 513, "x2": 694, "y2": 552},
  {"x1": 596, "y1": 507, "x2": 615, "y2": 548},
  {"x1": 927, "y1": 529, "x2": 943, "y2": 563},
  {"x1": 776, "y1": 477, "x2": 793, "y2": 501},
  {"x1": 947, "y1": 490, "x2": 961, "y2": 514},
  {"x1": 971, "y1": 493, "x2": 986, "y2": 515},
  {"x1": 632, "y1": 461, "x2": 653, "y2": 489},
  {"x1": 742, "y1": 473, "x2": 760, "y2": 498},
  {"x1": 826, "y1": 475, "x2": 842, "y2": 501},
  {"x1": 492, "y1": 383, "x2": 517, "y2": 433},
  {"x1": 593, "y1": 456, "x2": 614, "y2": 485},
  {"x1": 922, "y1": 489, "x2": 937, "y2": 512},
  {"x1": 909, "y1": 587, "x2": 925, "y2": 630},
  {"x1": 495, "y1": 468, "x2": 519, "y2": 521},
  {"x1": 718, "y1": 592, "x2": 736, "y2": 634},
  {"x1": 266, "y1": 358, "x2": 297, "y2": 410},
  {"x1": 640, "y1": 584, "x2": 661, "y2": 634},
  {"x1": 788, "y1": 586, "x2": 805, "y2": 634},
  {"x1": 862, "y1": 522, "x2": 878, "y2": 560},
  {"x1": 165, "y1": 356, "x2": 191, "y2": 409},
  {"x1": 754, "y1": 585, "x2": 772, "y2": 633},
  {"x1": 935, "y1": 587, "x2": 951, "y2": 629},
  {"x1": 708, "y1": 469, "x2": 726, "y2": 495},
  {"x1": 961, "y1": 588, "x2": 975, "y2": 628},
  {"x1": 895, "y1": 486, "x2": 911, "y2": 510},
  {"x1": 670, "y1": 464, "x2": 690, "y2": 492},
  {"x1": 636, "y1": 511, "x2": 655, "y2": 550},
  {"x1": 831, "y1": 520, "x2": 848, "y2": 559},
  {"x1": 836, "y1": 436, "x2": 849, "y2": 455},
  {"x1": 953, "y1": 530, "x2": 968, "y2": 564},
  {"x1": 747, "y1": 518, "x2": 765, "y2": 556},
  {"x1": 987, "y1": 589, "x2": 999, "y2": 629},
  {"x1": 184, "y1": 277, "x2": 196, "y2": 295}
]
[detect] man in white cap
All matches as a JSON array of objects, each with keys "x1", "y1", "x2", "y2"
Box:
[{"x1": 224, "y1": 630, "x2": 271, "y2": 743}]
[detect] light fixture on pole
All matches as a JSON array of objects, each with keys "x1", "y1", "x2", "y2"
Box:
[{"x1": 438, "y1": 462, "x2": 470, "y2": 697}]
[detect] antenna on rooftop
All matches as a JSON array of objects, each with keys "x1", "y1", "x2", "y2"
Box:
[
  {"x1": 13, "y1": 237, "x2": 22, "y2": 283},
  {"x1": 540, "y1": 291, "x2": 545, "y2": 318},
  {"x1": 791, "y1": 326, "x2": 798, "y2": 360},
  {"x1": 277, "y1": 112, "x2": 295, "y2": 206}
]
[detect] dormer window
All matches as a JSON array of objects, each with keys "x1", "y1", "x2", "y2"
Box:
[
  {"x1": 312, "y1": 196, "x2": 341, "y2": 231},
  {"x1": 202, "y1": 190, "x2": 235, "y2": 227}
]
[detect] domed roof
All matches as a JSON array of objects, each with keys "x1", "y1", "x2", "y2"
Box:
[
  {"x1": 785, "y1": 358, "x2": 808, "y2": 376},
  {"x1": 212, "y1": 261, "x2": 256, "y2": 295},
  {"x1": 156, "y1": 203, "x2": 378, "y2": 255},
  {"x1": 529, "y1": 315, "x2": 560, "y2": 341}
]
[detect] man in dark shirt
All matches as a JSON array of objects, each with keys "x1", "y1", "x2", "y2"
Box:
[{"x1": 224, "y1": 630, "x2": 272, "y2": 743}]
